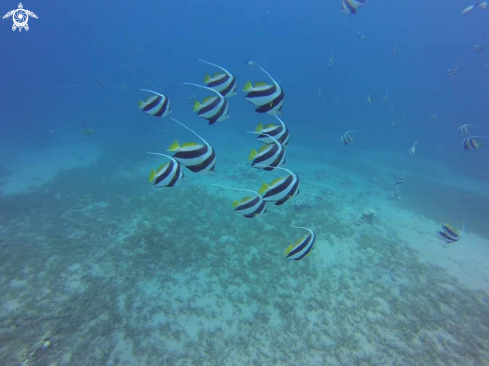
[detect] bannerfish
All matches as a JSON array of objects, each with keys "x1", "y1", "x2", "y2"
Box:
[
  {"x1": 391, "y1": 119, "x2": 399, "y2": 126},
  {"x1": 248, "y1": 133, "x2": 286, "y2": 171},
  {"x1": 389, "y1": 103, "x2": 394, "y2": 113},
  {"x1": 246, "y1": 60, "x2": 255, "y2": 66},
  {"x1": 185, "y1": 83, "x2": 230, "y2": 125},
  {"x1": 168, "y1": 118, "x2": 216, "y2": 173},
  {"x1": 328, "y1": 49, "x2": 334, "y2": 69},
  {"x1": 199, "y1": 59, "x2": 237, "y2": 98},
  {"x1": 243, "y1": 66, "x2": 285, "y2": 115},
  {"x1": 211, "y1": 184, "x2": 267, "y2": 218},
  {"x1": 479, "y1": 2, "x2": 488, "y2": 8},
  {"x1": 285, "y1": 225, "x2": 316, "y2": 261},
  {"x1": 407, "y1": 141, "x2": 419, "y2": 157},
  {"x1": 382, "y1": 90, "x2": 389, "y2": 105},
  {"x1": 341, "y1": 0, "x2": 366, "y2": 14},
  {"x1": 438, "y1": 223, "x2": 462, "y2": 243},
  {"x1": 473, "y1": 44, "x2": 483, "y2": 52},
  {"x1": 392, "y1": 44, "x2": 397, "y2": 56},
  {"x1": 463, "y1": 136, "x2": 486, "y2": 150},
  {"x1": 254, "y1": 115, "x2": 290, "y2": 146},
  {"x1": 458, "y1": 124, "x2": 472, "y2": 134},
  {"x1": 257, "y1": 166, "x2": 300, "y2": 206},
  {"x1": 446, "y1": 65, "x2": 458, "y2": 77},
  {"x1": 341, "y1": 130, "x2": 356, "y2": 145},
  {"x1": 139, "y1": 89, "x2": 172, "y2": 118},
  {"x1": 147, "y1": 153, "x2": 184, "y2": 188},
  {"x1": 461, "y1": 4, "x2": 476, "y2": 14},
  {"x1": 334, "y1": 97, "x2": 341, "y2": 105},
  {"x1": 428, "y1": 114, "x2": 437, "y2": 124},
  {"x1": 396, "y1": 177, "x2": 405, "y2": 185},
  {"x1": 364, "y1": 94, "x2": 371, "y2": 107}
]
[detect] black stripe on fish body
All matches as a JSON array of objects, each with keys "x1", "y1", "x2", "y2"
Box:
[
  {"x1": 439, "y1": 231, "x2": 458, "y2": 243},
  {"x1": 287, "y1": 234, "x2": 313, "y2": 259},
  {"x1": 246, "y1": 84, "x2": 277, "y2": 100},
  {"x1": 255, "y1": 89, "x2": 285, "y2": 113},
  {"x1": 198, "y1": 97, "x2": 221, "y2": 117},
  {"x1": 208, "y1": 74, "x2": 230, "y2": 88},
  {"x1": 143, "y1": 95, "x2": 162, "y2": 113},
  {"x1": 469, "y1": 138, "x2": 478, "y2": 149},
  {"x1": 167, "y1": 163, "x2": 183, "y2": 187},
  {"x1": 275, "y1": 176, "x2": 299, "y2": 205},
  {"x1": 243, "y1": 200, "x2": 267, "y2": 218},
  {"x1": 185, "y1": 148, "x2": 216, "y2": 173},
  {"x1": 219, "y1": 77, "x2": 236, "y2": 97},
  {"x1": 154, "y1": 97, "x2": 170, "y2": 117},
  {"x1": 207, "y1": 100, "x2": 228, "y2": 125},
  {"x1": 442, "y1": 225, "x2": 459, "y2": 239},
  {"x1": 154, "y1": 160, "x2": 174, "y2": 186},
  {"x1": 253, "y1": 144, "x2": 281, "y2": 167},
  {"x1": 264, "y1": 175, "x2": 294, "y2": 201},
  {"x1": 173, "y1": 145, "x2": 209, "y2": 160},
  {"x1": 280, "y1": 129, "x2": 290, "y2": 145},
  {"x1": 236, "y1": 196, "x2": 261, "y2": 211}
]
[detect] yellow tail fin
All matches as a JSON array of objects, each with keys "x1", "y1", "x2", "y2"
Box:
[
  {"x1": 248, "y1": 149, "x2": 257, "y2": 161},
  {"x1": 284, "y1": 244, "x2": 294, "y2": 255},
  {"x1": 255, "y1": 123, "x2": 263, "y2": 132},
  {"x1": 204, "y1": 74, "x2": 212, "y2": 84},
  {"x1": 232, "y1": 200, "x2": 240, "y2": 208},
  {"x1": 242, "y1": 81, "x2": 253, "y2": 93},
  {"x1": 193, "y1": 100, "x2": 202, "y2": 112},
  {"x1": 258, "y1": 183, "x2": 269, "y2": 195},
  {"x1": 148, "y1": 169, "x2": 157, "y2": 183},
  {"x1": 138, "y1": 101, "x2": 145, "y2": 109},
  {"x1": 168, "y1": 140, "x2": 180, "y2": 152}
]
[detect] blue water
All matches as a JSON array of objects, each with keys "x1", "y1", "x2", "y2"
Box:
[{"x1": 1, "y1": 0, "x2": 489, "y2": 365}]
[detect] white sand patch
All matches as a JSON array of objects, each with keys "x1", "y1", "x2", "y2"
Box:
[{"x1": 0, "y1": 143, "x2": 102, "y2": 196}]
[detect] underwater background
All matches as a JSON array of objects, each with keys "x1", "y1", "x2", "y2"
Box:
[{"x1": 1, "y1": 0, "x2": 489, "y2": 365}]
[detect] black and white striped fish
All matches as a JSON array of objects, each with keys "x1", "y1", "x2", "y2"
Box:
[
  {"x1": 254, "y1": 115, "x2": 290, "y2": 146},
  {"x1": 341, "y1": 130, "x2": 355, "y2": 145},
  {"x1": 147, "y1": 153, "x2": 184, "y2": 188},
  {"x1": 139, "y1": 89, "x2": 171, "y2": 117},
  {"x1": 168, "y1": 118, "x2": 216, "y2": 173},
  {"x1": 199, "y1": 59, "x2": 237, "y2": 98},
  {"x1": 428, "y1": 114, "x2": 437, "y2": 124},
  {"x1": 463, "y1": 136, "x2": 486, "y2": 150},
  {"x1": 242, "y1": 66, "x2": 285, "y2": 115},
  {"x1": 248, "y1": 133, "x2": 285, "y2": 171},
  {"x1": 438, "y1": 223, "x2": 462, "y2": 244},
  {"x1": 257, "y1": 166, "x2": 299, "y2": 206},
  {"x1": 184, "y1": 83, "x2": 230, "y2": 125},
  {"x1": 396, "y1": 176, "x2": 404, "y2": 185},
  {"x1": 212, "y1": 184, "x2": 267, "y2": 218},
  {"x1": 285, "y1": 225, "x2": 316, "y2": 261},
  {"x1": 458, "y1": 124, "x2": 472, "y2": 135},
  {"x1": 407, "y1": 141, "x2": 419, "y2": 157},
  {"x1": 382, "y1": 90, "x2": 389, "y2": 105}
]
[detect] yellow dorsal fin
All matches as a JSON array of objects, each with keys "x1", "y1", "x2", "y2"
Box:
[
  {"x1": 156, "y1": 162, "x2": 169, "y2": 173},
  {"x1": 148, "y1": 169, "x2": 157, "y2": 183},
  {"x1": 255, "y1": 81, "x2": 269, "y2": 87},
  {"x1": 258, "y1": 145, "x2": 270, "y2": 153},
  {"x1": 255, "y1": 123, "x2": 264, "y2": 132},
  {"x1": 248, "y1": 149, "x2": 257, "y2": 161},
  {"x1": 284, "y1": 244, "x2": 294, "y2": 255},
  {"x1": 203, "y1": 74, "x2": 212, "y2": 84},
  {"x1": 264, "y1": 124, "x2": 276, "y2": 129},
  {"x1": 242, "y1": 81, "x2": 253, "y2": 92},
  {"x1": 270, "y1": 177, "x2": 284, "y2": 187},
  {"x1": 203, "y1": 96, "x2": 214, "y2": 104},
  {"x1": 240, "y1": 196, "x2": 252, "y2": 203},
  {"x1": 181, "y1": 142, "x2": 200, "y2": 148},
  {"x1": 138, "y1": 100, "x2": 146, "y2": 109},
  {"x1": 258, "y1": 183, "x2": 269, "y2": 195},
  {"x1": 232, "y1": 200, "x2": 240, "y2": 208},
  {"x1": 168, "y1": 140, "x2": 180, "y2": 152},
  {"x1": 193, "y1": 100, "x2": 202, "y2": 112}
]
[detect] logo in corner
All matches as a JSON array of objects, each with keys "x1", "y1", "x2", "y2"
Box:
[{"x1": 3, "y1": 3, "x2": 38, "y2": 32}]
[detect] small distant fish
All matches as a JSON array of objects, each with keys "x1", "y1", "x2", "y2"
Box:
[
  {"x1": 473, "y1": 44, "x2": 483, "y2": 52},
  {"x1": 396, "y1": 176, "x2": 405, "y2": 185},
  {"x1": 147, "y1": 153, "x2": 184, "y2": 188},
  {"x1": 438, "y1": 145, "x2": 443, "y2": 150},
  {"x1": 358, "y1": 32, "x2": 365, "y2": 41},
  {"x1": 458, "y1": 124, "x2": 472, "y2": 134},
  {"x1": 461, "y1": 4, "x2": 477, "y2": 14},
  {"x1": 246, "y1": 60, "x2": 255, "y2": 67},
  {"x1": 120, "y1": 84, "x2": 128, "y2": 94},
  {"x1": 407, "y1": 141, "x2": 419, "y2": 157},
  {"x1": 186, "y1": 83, "x2": 230, "y2": 125},
  {"x1": 382, "y1": 90, "x2": 389, "y2": 105},
  {"x1": 243, "y1": 66, "x2": 285, "y2": 115},
  {"x1": 438, "y1": 223, "x2": 462, "y2": 243},
  {"x1": 389, "y1": 103, "x2": 394, "y2": 113},
  {"x1": 391, "y1": 119, "x2": 399, "y2": 126},
  {"x1": 428, "y1": 114, "x2": 437, "y2": 124},
  {"x1": 97, "y1": 78, "x2": 103, "y2": 87},
  {"x1": 446, "y1": 65, "x2": 458, "y2": 77},
  {"x1": 254, "y1": 115, "x2": 290, "y2": 146},
  {"x1": 212, "y1": 184, "x2": 267, "y2": 218},
  {"x1": 285, "y1": 225, "x2": 316, "y2": 261},
  {"x1": 328, "y1": 49, "x2": 334, "y2": 69},
  {"x1": 479, "y1": 2, "x2": 488, "y2": 8},
  {"x1": 392, "y1": 44, "x2": 397, "y2": 56},
  {"x1": 258, "y1": 166, "x2": 300, "y2": 206},
  {"x1": 187, "y1": 94, "x2": 197, "y2": 102},
  {"x1": 82, "y1": 128, "x2": 94, "y2": 135},
  {"x1": 341, "y1": 130, "x2": 356, "y2": 145},
  {"x1": 139, "y1": 89, "x2": 171, "y2": 118},
  {"x1": 341, "y1": 0, "x2": 366, "y2": 14},
  {"x1": 463, "y1": 135, "x2": 486, "y2": 150},
  {"x1": 200, "y1": 59, "x2": 237, "y2": 98},
  {"x1": 318, "y1": 89, "x2": 322, "y2": 98},
  {"x1": 364, "y1": 94, "x2": 371, "y2": 107},
  {"x1": 248, "y1": 133, "x2": 286, "y2": 171},
  {"x1": 333, "y1": 97, "x2": 341, "y2": 105},
  {"x1": 168, "y1": 118, "x2": 216, "y2": 173}
]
